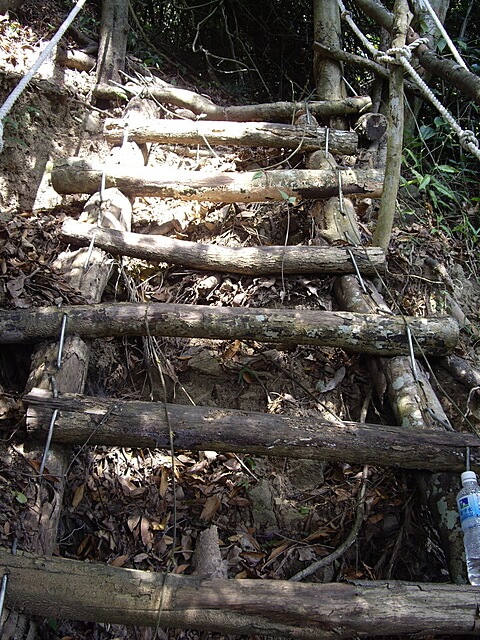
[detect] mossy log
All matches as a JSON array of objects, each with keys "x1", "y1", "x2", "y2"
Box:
[
  {"x1": 60, "y1": 218, "x2": 386, "y2": 275},
  {"x1": 25, "y1": 389, "x2": 480, "y2": 472},
  {"x1": 103, "y1": 119, "x2": 358, "y2": 154},
  {"x1": 0, "y1": 302, "x2": 458, "y2": 356},
  {"x1": 51, "y1": 159, "x2": 384, "y2": 200},
  {"x1": 334, "y1": 273, "x2": 468, "y2": 584}
]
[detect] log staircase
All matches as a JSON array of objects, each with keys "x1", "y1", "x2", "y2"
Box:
[{"x1": 1, "y1": 96, "x2": 480, "y2": 639}]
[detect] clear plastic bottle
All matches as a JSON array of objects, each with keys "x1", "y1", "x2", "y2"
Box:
[{"x1": 457, "y1": 470, "x2": 480, "y2": 585}]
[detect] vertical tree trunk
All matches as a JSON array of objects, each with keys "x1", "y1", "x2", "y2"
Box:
[
  {"x1": 373, "y1": 0, "x2": 411, "y2": 249},
  {"x1": 313, "y1": 0, "x2": 347, "y2": 129},
  {"x1": 96, "y1": 0, "x2": 129, "y2": 89}
]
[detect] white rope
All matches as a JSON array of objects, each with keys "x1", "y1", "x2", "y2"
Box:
[
  {"x1": 336, "y1": 0, "x2": 480, "y2": 162},
  {"x1": 0, "y1": 0, "x2": 87, "y2": 154},
  {"x1": 417, "y1": 0, "x2": 469, "y2": 70}
]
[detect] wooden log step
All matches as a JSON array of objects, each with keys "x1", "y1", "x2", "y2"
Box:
[
  {"x1": 103, "y1": 119, "x2": 358, "y2": 155},
  {"x1": 3, "y1": 549, "x2": 480, "y2": 639},
  {"x1": 60, "y1": 218, "x2": 386, "y2": 275},
  {"x1": 51, "y1": 159, "x2": 384, "y2": 200},
  {"x1": 1, "y1": 303, "x2": 458, "y2": 356},
  {"x1": 25, "y1": 389, "x2": 479, "y2": 472}
]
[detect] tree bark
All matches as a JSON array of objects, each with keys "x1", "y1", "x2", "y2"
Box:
[
  {"x1": 313, "y1": 42, "x2": 421, "y2": 96},
  {"x1": 96, "y1": 0, "x2": 129, "y2": 89},
  {"x1": 24, "y1": 389, "x2": 480, "y2": 472},
  {"x1": 103, "y1": 119, "x2": 358, "y2": 154},
  {"x1": 313, "y1": 0, "x2": 347, "y2": 129},
  {"x1": 3, "y1": 550, "x2": 480, "y2": 638},
  {"x1": 93, "y1": 84, "x2": 372, "y2": 121},
  {"x1": 51, "y1": 159, "x2": 385, "y2": 200},
  {"x1": 439, "y1": 354, "x2": 480, "y2": 390},
  {"x1": 373, "y1": 0, "x2": 410, "y2": 249},
  {"x1": 334, "y1": 274, "x2": 468, "y2": 584},
  {"x1": 60, "y1": 218, "x2": 386, "y2": 276},
  {"x1": 0, "y1": 302, "x2": 458, "y2": 356},
  {"x1": 350, "y1": 0, "x2": 480, "y2": 105}
]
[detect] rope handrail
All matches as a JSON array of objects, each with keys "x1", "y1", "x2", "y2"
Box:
[
  {"x1": 336, "y1": 0, "x2": 480, "y2": 162},
  {"x1": 0, "y1": 0, "x2": 87, "y2": 153}
]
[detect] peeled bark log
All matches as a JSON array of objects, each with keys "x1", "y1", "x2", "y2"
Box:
[
  {"x1": 103, "y1": 119, "x2": 358, "y2": 154},
  {"x1": 0, "y1": 302, "x2": 458, "y2": 356},
  {"x1": 25, "y1": 389, "x2": 480, "y2": 472},
  {"x1": 56, "y1": 46, "x2": 96, "y2": 72},
  {"x1": 3, "y1": 550, "x2": 480, "y2": 638},
  {"x1": 51, "y1": 159, "x2": 385, "y2": 200},
  {"x1": 93, "y1": 85, "x2": 372, "y2": 121},
  {"x1": 60, "y1": 218, "x2": 386, "y2": 275}
]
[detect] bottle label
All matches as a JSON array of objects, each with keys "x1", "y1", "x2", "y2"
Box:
[{"x1": 458, "y1": 494, "x2": 480, "y2": 522}]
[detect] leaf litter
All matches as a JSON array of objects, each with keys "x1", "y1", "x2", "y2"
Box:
[{"x1": 0, "y1": 3, "x2": 480, "y2": 639}]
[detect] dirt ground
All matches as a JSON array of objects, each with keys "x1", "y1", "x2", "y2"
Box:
[{"x1": 1, "y1": 3, "x2": 480, "y2": 639}]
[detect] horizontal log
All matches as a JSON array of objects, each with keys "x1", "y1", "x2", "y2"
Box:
[
  {"x1": 25, "y1": 389, "x2": 480, "y2": 471},
  {"x1": 93, "y1": 84, "x2": 372, "y2": 121},
  {"x1": 60, "y1": 218, "x2": 386, "y2": 275},
  {"x1": 103, "y1": 119, "x2": 358, "y2": 154},
  {"x1": 0, "y1": 303, "x2": 458, "y2": 356},
  {"x1": 3, "y1": 549, "x2": 480, "y2": 638},
  {"x1": 51, "y1": 159, "x2": 384, "y2": 200}
]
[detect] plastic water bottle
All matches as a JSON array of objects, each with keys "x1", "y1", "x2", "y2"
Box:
[{"x1": 457, "y1": 470, "x2": 480, "y2": 585}]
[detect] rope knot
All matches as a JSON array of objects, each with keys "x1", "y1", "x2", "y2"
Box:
[
  {"x1": 460, "y1": 130, "x2": 479, "y2": 151},
  {"x1": 386, "y1": 45, "x2": 412, "y2": 63},
  {"x1": 408, "y1": 37, "x2": 429, "y2": 51}
]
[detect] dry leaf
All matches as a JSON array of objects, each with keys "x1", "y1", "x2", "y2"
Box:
[
  {"x1": 266, "y1": 541, "x2": 290, "y2": 563},
  {"x1": 133, "y1": 553, "x2": 149, "y2": 563},
  {"x1": 223, "y1": 340, "x2": 241, "y2": 360},
  {"x1": 200, "y1": 494, "x2": 222, "y2": 522},
  {"x1": 174, "y1": 563, "x2": 189, "y2": 574},
  {"x1": 127, "y1": 514, "x2": 141, "y2": 532},
  {"x1": 159, "y1": 467, "x2": 169, "y2": 498},
  {"x1": 315, "y1": 366, "x2": 346, "y2": 393},
  {"x1": 71, "y1": 484, "x2": 85, "y2": 509},
  {"x1": 141, "y1": 516, "x2": 152, "y2": 547},
  {"x1": 111, "y1": 554, "x2": 129, "y2": 567}
]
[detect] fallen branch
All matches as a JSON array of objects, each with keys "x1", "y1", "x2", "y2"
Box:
[
  {"x1": 439, "y1": 354, "x2": 480, "y2": 390},
  {"x1": 93, "y1": 83, "x2": 372, "y2": 120},
  {"x1": 51, "y1": 159, "x2": 385, "y2": 200},
  {"x1": 1, "y1": 302, "x2": 458, "y2": 356},
  {"x1": 104, "y1": 119, "x2": 358, "y2": 154},
  {"x1": 24, "y1": 389, "x2": 480, "y2": 472},
  {"x1": 3, "y1": 549, "x2": 480, "y2": 638},
  {"x1": 60, "y1": 218, "x2": 386, "y2": 275}
]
